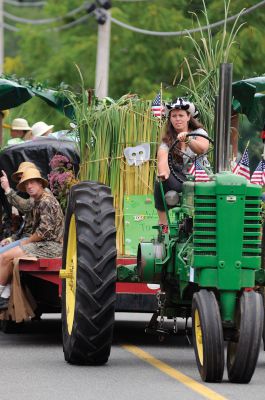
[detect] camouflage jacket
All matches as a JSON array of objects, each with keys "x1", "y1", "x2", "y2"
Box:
[
  {"x1": 5, "y1": 188, "x2": 34, "y2": 213},
  {"x1": 6, "y1": 188, "x2": 34, "y2": 240},
  {"x1": 32, "y1": 191, "x2": 64, "y2": 242}
]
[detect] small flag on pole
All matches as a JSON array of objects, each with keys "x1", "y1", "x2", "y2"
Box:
[
  {"x1": 232, "y1": 148, "x2": 250, "y2": 181},
  {"x1": 260, "y1": 123, "x2": 265, "y2": 141},
  {"x1": 250, "y1": 160, "x2": 265, "y2": 185},
  {"x1": 188, "y1": 159, "x2": 209, "y2": 182},
  {"x1": 151, "y1": 91, "x2": 165, "y2": 118}
]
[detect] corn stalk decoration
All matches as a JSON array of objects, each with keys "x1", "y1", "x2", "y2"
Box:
[{"x1": 66, "y1": 78, "x2": 162, "y2": 254}]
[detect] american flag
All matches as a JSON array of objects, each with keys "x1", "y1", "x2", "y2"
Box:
[
  {"x1": 188, "y1": 159, "x2": 210, "y2": 182},
  {"x1": 260, "y1": 123, "x2": 265, "y2": 140},
  {"x1": 250, "y1": 160, "x2": 265, "y2": 185},
  {"x1": 151, "y1": 92, "x2": 165, "y2": 118},
  {"x1": 232, "y1": 148, "x2": 250, "y2": 181}
]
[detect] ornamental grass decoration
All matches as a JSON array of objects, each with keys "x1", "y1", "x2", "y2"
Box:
[
  {"x1": 175, "y1": 0, "x2": 244, "y2": 137},
  {"x1": 65, "y1": 78, "x2": 163, "y2": 253}
]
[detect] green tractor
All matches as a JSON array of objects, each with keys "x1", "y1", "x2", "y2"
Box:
[
  {"x1": 60, "y1": 63, "x2": 264, "y2": 383},
  {"x1": 138, "y1": 167, "x2": 263, "y2": 383}
]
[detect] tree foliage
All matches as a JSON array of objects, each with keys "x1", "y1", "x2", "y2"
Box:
[
  {"x1": 2, "y1": 0, "x2": 265, "y2": 131},
  {"x1": 4, "y1": 0, "x2": 265, "y2": 96}
]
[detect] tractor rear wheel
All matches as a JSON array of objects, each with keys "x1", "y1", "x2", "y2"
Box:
[
  {"x1": 192, "y1": 290, "x2": 224, "y2": 382},
  {"x1": 227, "y1": 291, "x2": 263, "y2": 383},
  {"x1": 61, "y1": 181, "x2": 117, "y2": 365}
]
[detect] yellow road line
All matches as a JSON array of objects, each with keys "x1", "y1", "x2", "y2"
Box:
[{"x1": 122, "y1": 344, "x2": 228, "y2": 400}]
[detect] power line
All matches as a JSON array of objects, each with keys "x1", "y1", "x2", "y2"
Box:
[
  {"x1": 3, "y1": 6, "x2": 98, "y2": 32},
  {"x1": 53, "y1": 14, "x2": 91, "y2": 32},
  {"x1": 111, "y1": 0, "x2": 265, "y2": 36},
  {"x1": 3, "y1": 3, "x2": 88, "y2": 24},
  {"x1": 4, "y1": 0, "x2": 46, "y2": 6},
  {"x1": 3, "y1": 21, "x2": 18, "y2": 31},
  {"x1": 3, "y1": 0, "x2": 265, "y2": 35}
]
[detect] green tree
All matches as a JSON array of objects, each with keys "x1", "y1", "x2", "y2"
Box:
[{"x1": 2, "y1": 0, "x2": 265, "y2": 130}]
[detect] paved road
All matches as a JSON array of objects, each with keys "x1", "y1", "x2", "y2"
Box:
[{"x1": 0, "y1": 313, "x2": 264, "y2": 400}]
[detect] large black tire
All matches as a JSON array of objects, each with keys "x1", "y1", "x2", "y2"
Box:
[
  {"x1": 61, "y1": 181, "x2": 117, "y2": 365},
  {"x1": 192, "y1": 290, "x2": 224, "y2": 382},
  {"x1": 227, "y1": 291, "x2": 264, "y2": 383}
]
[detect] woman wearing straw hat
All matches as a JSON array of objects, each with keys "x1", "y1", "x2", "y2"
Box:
[{"x1": 0, "y1": 167, "x2": 64, "y2": 310}]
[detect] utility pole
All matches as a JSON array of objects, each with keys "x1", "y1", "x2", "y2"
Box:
[
  {"x1": 95, "y1": 9, "x2": 111, "y2": 99},
  {"x1": 0, "y1": 0, "x2": 3, "y2": 75}
]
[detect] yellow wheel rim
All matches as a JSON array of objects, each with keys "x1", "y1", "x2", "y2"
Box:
[
  {"x1": 194, "y1": 309, "x2": 204, "y2": 365},
  {"x1": 64, "y1": 214, "x2": 77, "y2": 335}
]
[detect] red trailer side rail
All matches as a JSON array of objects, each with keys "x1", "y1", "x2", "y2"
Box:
[{"x1": 18, "y1": 256, "x2": 159, "y2": 313}]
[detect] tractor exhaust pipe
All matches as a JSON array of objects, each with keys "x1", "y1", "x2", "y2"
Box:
[{"x1": 214, "y1": 63, "x2": 233, "y2": 173}]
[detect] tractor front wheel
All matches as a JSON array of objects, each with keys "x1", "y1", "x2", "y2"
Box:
[
  {"x1": 61, "y1": 181, "x2": 117, "y2": 365},
  {"x1": 192, "y1": 290, "x2": 224, "y2": 382},
  {"x1": 227, "y1": 290, "x2": 263, "y2": 383}
]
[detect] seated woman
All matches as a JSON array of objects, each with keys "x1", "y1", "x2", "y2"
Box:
[{"x1": 154, "y1": 97, "x2": 210, "y2": 231}]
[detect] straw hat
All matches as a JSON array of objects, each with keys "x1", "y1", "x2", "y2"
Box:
[
  {"x1": 31, "y1": 121, "x2": 54, "y2": 137},
  {"x1": 12, "y1": 161, "x2": 37, "y2": 182},
  {"x1": 11, "y1": 118, "x2": 31, "y2": 131},
  {"x1": 17, "y1": 168, "x2": 48, "y2": 192},
  {"x1": 0, "y1": 110, "x2": 9, "y2": 119},
  {"x1": 1, "y1": 110, "x2": 11, "y2": 129}
]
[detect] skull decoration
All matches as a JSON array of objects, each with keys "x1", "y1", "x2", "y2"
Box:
[{"x1": 123, "y1": 143, "x2": 150, "y2": 166}]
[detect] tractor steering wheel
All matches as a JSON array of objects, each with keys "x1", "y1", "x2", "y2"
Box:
[{"x1": 168, "y1": 133, "x2": 214, "y2": 183}]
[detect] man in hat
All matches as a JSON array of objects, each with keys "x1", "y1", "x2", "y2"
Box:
[
  {"x1": 7, "y1": 118, "x2": 32, "y2": 145},
  {"x1": 0, "y1": 162, "x2": 38, "y2": 252},
  {"x1": 0, "y1": 167, "x2": 64, "y2": 310}
]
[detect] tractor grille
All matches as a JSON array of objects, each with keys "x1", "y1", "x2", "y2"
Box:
[
  {"x1": 243, "y1": 197, "x2": 261, "y2": 257},
  {"x1": 193, "y1": 195, "x2": 216, "y2": 256},
  {"x1": 193, "y1": 195, "x2": 261, "y2": 258}
]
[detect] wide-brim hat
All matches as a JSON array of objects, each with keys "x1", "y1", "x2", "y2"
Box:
[
  {"x1": 17, "y1": 167, "x2": 48, "y2": 192},
  {"x1": 11, "y1": 118, "x2": 31, "y2": 131},
  {"x1": 12, "y1": 161, "x2": 38, "y2": 182},
  {"x1": 165, "y1": 97, "x2": 199, "y2": 118},
  {"x1": 0, "y1": 110, "x2": 9, "y2": 119},
  {"x1": 1, "y1": 110, "x2": 11, "y2": 128},
  {"x1": 31, "y1": 121, "x2": 54, "y2": 137}
]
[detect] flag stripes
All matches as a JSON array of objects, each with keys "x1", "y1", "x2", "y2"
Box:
[
  {"x1": 188, "y1": 159, "x2": 209, "y2": 182},
  {"x1": 151, "y1": 91, "x2": 165, "y2": 118},
  {"x1": 232, "y1": 148, "x2": 250, "y2": 181}
]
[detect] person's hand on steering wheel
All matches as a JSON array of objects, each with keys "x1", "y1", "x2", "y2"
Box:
[
  {"x1": 177, "y1": 132, "x2": 189, "y2": 142},
  {"x1": 157, "y1": 168, "x2": 170, "y2": 181}
]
